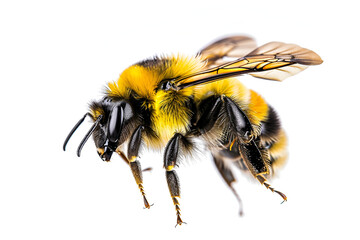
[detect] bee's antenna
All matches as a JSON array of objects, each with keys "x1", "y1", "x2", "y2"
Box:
[
  {"x1": 63, "y1": 113, "x2": 91, "y2": 151},
  {"x1": 77, "y1": 115, "x2": 103, "y2": 157}
]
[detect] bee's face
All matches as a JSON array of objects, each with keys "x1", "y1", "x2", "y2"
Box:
[{"x1": 89, "y1": 98, "x2": 134, "y2": 161}]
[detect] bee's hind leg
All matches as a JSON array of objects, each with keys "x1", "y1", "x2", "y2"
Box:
[
  {"x1": 256, "y1": 174, "x2": 287, "y2": 203},
  {"x1": 238, "y1": 139, "x2": 287, "y2": 203},
  {"x1": 222, "y1": 96, "x2": 287, "y2": 203}
]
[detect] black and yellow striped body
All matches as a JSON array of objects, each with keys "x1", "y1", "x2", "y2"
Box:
[
  {"x1": 91, "y1": 55, "x2": 289, "y2": 222},
  {"x1": 64, "y1": 36, "x2": 322, "y2": 225},
  {"x1": 102, "y1": 55, "x2": 287, "y2": 175}
]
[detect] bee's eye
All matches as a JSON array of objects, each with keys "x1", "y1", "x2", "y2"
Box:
[{"x1": 107, "y1": 103, "x2": 125, "y2": 143}]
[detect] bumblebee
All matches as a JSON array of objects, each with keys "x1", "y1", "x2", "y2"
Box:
[{"x1": 63, "y1": 35, "x2": 322, "y2": 226}]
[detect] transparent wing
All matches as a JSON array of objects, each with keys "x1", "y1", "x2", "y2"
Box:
[
  {"x1": 199, "y1": 35, "x2": 257, "y2": 67},
  {"x1": 174, "y1": 41, "x2": 323, "y2": 90},
  {"x1": 247, "y1": 41, "x2": 322, "y2": 81}
]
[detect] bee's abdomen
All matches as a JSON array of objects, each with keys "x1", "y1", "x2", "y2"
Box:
[
  {"x1": 246, "y1": 90, "x2": 288, "y2": 172},
  {"x1": 260, "y1": 105, "x2": 281, "y2": 142},
  {"x1": 259, "y1": 105, "x2": 288, "y2": 173},
  {"x1": 266, "y1": 129, "x2": 288, "y2": 173}
]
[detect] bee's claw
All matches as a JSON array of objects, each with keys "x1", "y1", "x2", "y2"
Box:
[{"x1": 175, "y1": 215, "x2": 187, "y2": 228}]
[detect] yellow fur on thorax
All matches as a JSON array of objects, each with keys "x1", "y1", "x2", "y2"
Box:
[
  {"x1": 107, "y1": 65, "x2": 158, "y2": 100},
  {"x1": 107, "y1": 54, "x2": 206, "y2": 100},
  {"x1": 151, "y1": 56, "x2": 207, "y2": 146},
  {"x1": 151, "y1": 90, "x2": 193, "y2": 146},
  {"x1": 106, "y1": 55, "x2": 207, "y2": 148}
]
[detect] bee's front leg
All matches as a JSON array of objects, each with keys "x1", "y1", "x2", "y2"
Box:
[{"x1": 117, "y1": 125, "x2": 152, "y2": 209}]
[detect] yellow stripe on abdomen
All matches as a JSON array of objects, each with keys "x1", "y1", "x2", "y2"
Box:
[{"x1": 269, "y1": 129, "x2": 288, "y2": 172}]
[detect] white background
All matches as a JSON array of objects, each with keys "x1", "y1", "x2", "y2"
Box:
[{"x1": 1, "y1": 0, "x2": 359, "y2": 239}]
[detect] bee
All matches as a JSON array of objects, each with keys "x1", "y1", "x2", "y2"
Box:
[{"x1": 63, "y1": 35, "x2": 322, "y2": 226}]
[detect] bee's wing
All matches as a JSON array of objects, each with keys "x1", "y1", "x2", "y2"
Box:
[
  {"x1": 199, "y1": 35, "x2": 257, "y2": 67},
  {"x1": 247, "y1": 42, "x2": 323, "y2": 81},
  {"x1": 175, "y1": 42, "x2": 323, "y2": 90}
]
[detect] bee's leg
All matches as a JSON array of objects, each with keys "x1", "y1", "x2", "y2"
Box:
[
  {"x1": 164, "y1": 133, "x2": 186, "y2": 227},
  {"x1": 223, "y1": 96, "x2": 254, "y2": 142},
  {"x1": 115, "y1": 149, "x2": 131, "y2": 165},
  {"x1": 116, "y1": 148, "x2": 152, "y2": 172},
  {"x1": 212, "y1": 153, "x2": 244, "y2": 216},
  {"x1": 122, "y1": 125, "x2": 151, "y2": 209},
  {"x1": 196, "y1": 96, "x2": 251, "y2": 215},
  {"x1": 222, "y1": 97, "x2": 286, "y2": 202},
  {"x1": 197, "y1": 96, "x2": 253, "y2": 141},
  {"x1": 196, "y1": 96, "x2": 222, "y2": 134},
  {"x1": 256, "y1": 174, "x2": 287, "y2": 203},
  {"x1": 239, "y1": 139, "x2": 287, "y2": 202}
]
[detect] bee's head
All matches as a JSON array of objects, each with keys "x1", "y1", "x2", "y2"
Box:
[{"x1": 63, "y1": 97, "x2": 134, "y2": 161}]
